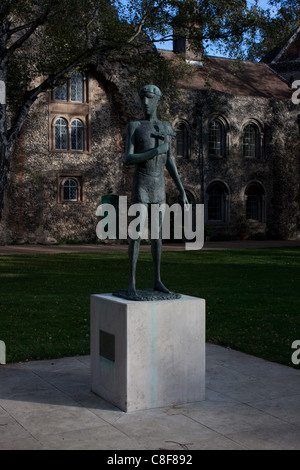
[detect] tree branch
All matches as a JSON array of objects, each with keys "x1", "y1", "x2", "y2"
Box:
[
  {"x1": 5, "y1": 1, "x2": 59, "y2": 60},
  {"x1": 7, "y1": 20, "x2": 41, "y2": 38},
  {"x1": 127, "y1": 0, "x2": 168, "y2": 44}
]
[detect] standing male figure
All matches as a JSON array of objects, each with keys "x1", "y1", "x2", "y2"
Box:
[{"x1": 125, "y1": 84, "x2": 189, "y2": 299}]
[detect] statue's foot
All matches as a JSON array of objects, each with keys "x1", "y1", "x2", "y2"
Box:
[
  {"x1": 153, "y1": 280, "x2": 171, "y2": 294},
  {"x1": 127, "y1": 284, "x2": 142, "y2": 300}
]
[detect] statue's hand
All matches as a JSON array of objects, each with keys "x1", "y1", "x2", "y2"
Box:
[
  {"x1": 182, "y1": 192, "x2": 190, "y2": 212},
  {"x1": 157, "y1": 142, "x2": 169, "y2": 155}
]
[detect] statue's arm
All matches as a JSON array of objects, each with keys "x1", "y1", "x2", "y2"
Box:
[
  {"x1": 166, "y1": 143, "x2": 189, "y2": 207},
  {"x1": 125, "y1": 122, "x2": 168, "y2": 165}
]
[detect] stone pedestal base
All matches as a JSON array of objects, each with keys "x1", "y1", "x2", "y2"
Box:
[{"x1": 90, "y1": 293, "x2": 205, "y2": 412}]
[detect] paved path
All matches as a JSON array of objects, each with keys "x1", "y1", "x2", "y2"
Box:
[
  {"x1": 0, "y1": 240, "x2": 299, "y2": 255},
  {"x1": 0, "y1": 344, "x2": 299, "y2": 450}
]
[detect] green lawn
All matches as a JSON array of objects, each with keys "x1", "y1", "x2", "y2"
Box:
[{"x1": 0, "y1": 247, "x2": 299, "y2": 367}]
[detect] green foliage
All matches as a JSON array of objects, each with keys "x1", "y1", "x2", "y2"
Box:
[
  {"x1": 3, "y1": 1, "x2": 296, "y2": 125},
  {"x1": 5, "y1": 0, "x2": 119, "y2": 112},
  {"x1": 246, "y1": 0, "x2": 300, "y2": 60},
  {"x1": 117, "y1": 0, "x2": 281, "y2": 60}
]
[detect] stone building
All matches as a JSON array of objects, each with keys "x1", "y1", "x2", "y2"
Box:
[
  {"x1": 0, "y1": 32, "x2": 299, "y2": 244},
  {"x1": 0, "y1": 69, "x2": 129, "y2": 244},
  {"x1": 162, "y1": 35, "x2": 299, "y2": 241}
]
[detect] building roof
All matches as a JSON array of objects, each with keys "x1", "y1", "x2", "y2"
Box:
[{"x1": 159, "y1": 49, "x2": 293, "y2": 99}]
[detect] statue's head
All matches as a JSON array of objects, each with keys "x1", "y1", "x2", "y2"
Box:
[
  {"x1": 139, "y1": 85, "x2": 162, "y2": 118},
  {"x1": 139, "y1": 84, "x2": 162, "y2": 99}
]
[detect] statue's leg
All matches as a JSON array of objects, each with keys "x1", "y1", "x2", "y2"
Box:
[
  {"x1": 127, "y1": 203, "x2": 148, "y2": 297},
  {"x1": 127, "y1": 237, "x2": 141, "y2": 296},
  {"x1": 151, "y1": 207, "x2": 171, "y2": 293}
]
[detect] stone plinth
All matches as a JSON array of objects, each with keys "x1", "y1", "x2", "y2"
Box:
[{"x1": 90, "y1": 293, "x2": 205, "y2": 412}]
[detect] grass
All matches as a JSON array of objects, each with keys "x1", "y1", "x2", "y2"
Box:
[{"x1": 0, "y1": 247, "x2": 299, "y2": 367}]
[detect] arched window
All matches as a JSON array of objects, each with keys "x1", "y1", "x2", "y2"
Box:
[
  {"x1": 243, "y1": 123, "x2": 262, "y2": 158},
  {"x1": 63, "y1": 179, "x2": 78, "y2": 202},
  {"x1": 53, "y1": 73, "x2": 84, "y2": 102},
  {"x1": 70, "y1": 73, "x2": 84, "y2": 102},
  {"x1": 55, "y1": 117, "x2": 68, "y2": 150},
  {"x1": 176, "y1": 121, "x2": 190, "y2": 158},
  {"x1": 209, "y1": 121, "x2": 221, "y2": 156},
  {"x1": 245, "y1": 183, "x2": 265, "y2": 221},
  {"x1": 51, "y1": 72, "x2": 89, "y2": 153},
  {"x1": 208, "y1": 119, "x2": 227, "y2": 157},
  {"x1": 206, "y1": 182, "x2": 229, "y2": 222},
  {"x1": 54, "y1": 82, "x2": 67, "y2": 101},
  {"x1": 71, "y1": 119, "x2": 84, "y2": 151},
  {"x1": 53, "y1": 117, "x2": 85, "y2": 151}
]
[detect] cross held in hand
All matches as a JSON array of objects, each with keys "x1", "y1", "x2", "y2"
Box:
[{"x1": 151, "y1": 129, "x2": 176, "y2": 146}]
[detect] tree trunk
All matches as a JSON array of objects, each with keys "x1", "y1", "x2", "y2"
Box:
[
  {"x1": 0, "y1": 98, "x2": 9, "y2": 223},
  {"x1": 0, "y1": 144, "x2": 9, "y2": 222},
  {"x1": 0, "y1": 17, "x2": 9, "y2": 223}
]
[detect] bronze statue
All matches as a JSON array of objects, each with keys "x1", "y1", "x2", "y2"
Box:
[{"x1": 115, "y1": 85, "x2": 189, "y2": 301}]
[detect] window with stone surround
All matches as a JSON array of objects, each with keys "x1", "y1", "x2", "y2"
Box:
[
  {"x1": 63, "y1": 179, "x2": 78, "y2": 201},
  {"x1": 54, "y1": 82, "x2": 67, "y2": 101},
  {"x1": 54, "y1": 117, "x2": 68, "y2": 150},
  {"x1": 208, "y1": 117, "x2": 228, "y2": 157},
  {"x1": 54, "y1": 117, "x2": 85, "y2": 151},
  {"x1": 70, "y1": 119, "x2": 84, "y2": 151},
  {"x1": 58, "y1": 176, "x2": 83, "y2": 203},
  {"x1": 54, "y1": 73, "x2": 85, "y2": 103},
  {"x1": 242, "y1": 121, "x2": 263, "y2": 158},
  {"x1": 49, "y1": 73, "x2": 90, "y2": 153},
  {"x1": 175, "y1": 120, "x2": 191, "y2": 158}
]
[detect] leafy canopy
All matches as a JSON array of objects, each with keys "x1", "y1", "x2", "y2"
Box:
[
  {"x1": 246, "y1": 0, "x2": 300, "y2": 60},
  {"x1": 1, "y1": 0, "x2": 298, "y2": 130}
]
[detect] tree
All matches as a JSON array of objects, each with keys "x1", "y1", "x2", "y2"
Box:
[
  {"x1": 0, "y1": 0, "x2": 283, "y2": 221},
  {"x1": 246, "y1": 0, "x2": 300, "y2": 60}
]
